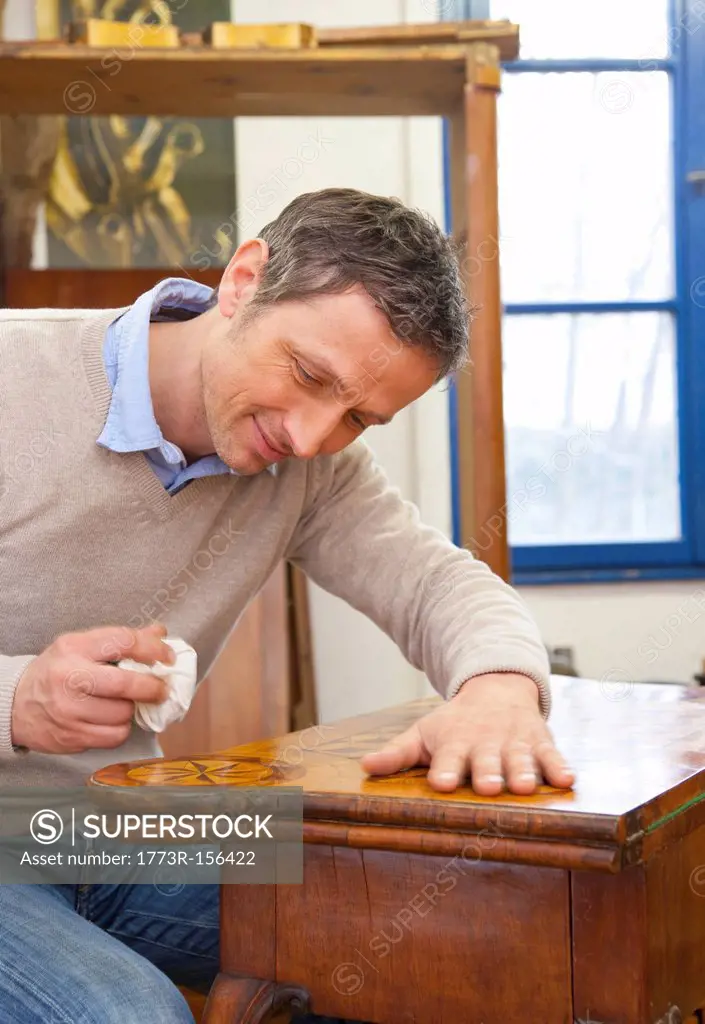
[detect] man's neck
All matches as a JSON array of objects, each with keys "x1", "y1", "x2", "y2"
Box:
[{"x1": 147, "y1": 316, "x2": 214, "y2": 460}]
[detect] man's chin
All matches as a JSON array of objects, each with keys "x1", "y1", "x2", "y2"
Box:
[
  {"x1": 228, "y1": 462, "x2": 264, "y2": 477},
  {"x1": 225, "y1": 451, "x2": 278, "y2": 476}
]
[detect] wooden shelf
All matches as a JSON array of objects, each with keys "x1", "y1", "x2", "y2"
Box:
[
  {"x1": 316, "y1": 19, "x2": 519, "y2": 60},
  {"x1": 0, "y1": 42, "x2": 477, "y2": 118}
]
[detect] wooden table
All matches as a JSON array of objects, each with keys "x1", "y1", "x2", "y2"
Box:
[{"x1": 91, "y1": 678, "x2": 705, "y2": 1023}]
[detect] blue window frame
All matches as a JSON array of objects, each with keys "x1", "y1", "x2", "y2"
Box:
[{"x1": 446, "y1": 0, "x2": 705, "y2": 584}]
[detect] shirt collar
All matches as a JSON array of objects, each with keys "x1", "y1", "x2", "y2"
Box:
[
  {"x1": 99, "y1": 277, "x2": 214, "y2": 453},
  {"x1": 98, "y1": 277, "x2": 277, "y2": 478}
]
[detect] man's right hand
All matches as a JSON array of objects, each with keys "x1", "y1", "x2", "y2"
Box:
[{"x1": 11, "y1": 623, "x2": 174, "y2": 754}]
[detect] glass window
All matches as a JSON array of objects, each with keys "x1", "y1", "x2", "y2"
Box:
[
  {"x1": 503, "y1": 313, "x2": 681, "y2": 546},
  {"x1": 498, "y1": 71, "x2": 673, "y2": 302},
  {"x1": 489, "y1": 0, "x2": 669, "y2": 59}
]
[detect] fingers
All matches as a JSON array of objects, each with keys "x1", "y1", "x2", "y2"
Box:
[
  {"x1": 70, "y1": 663, "x2": 169, "y2": 706},
  {"x1": 109, "y1": 666, "x2": 169, "y2": 704},
  {"x1": 426, "y1": 744, "x2": 472, "y2": 792},
  {"x1": 56, "y1": 623, "x2": 175, "y2": 667},
  {"x1": 430, "y1": 731, "x2": 573, "y2": 796},
  {"x1": 360, "y1": 727, "x2": 423, "y2": 777},
  {"x1": 64, "y1": 722, "x2": 135, "y2": 752},
  {"x1": 460, "y1": 746, "x2": 504, "y2": 796},
  {"x1": 465, "y1": 732, "x2": 574, "y2": 795},
  {"x1": 74, "y1": 695, "x2": 134, "y2": 726},
  {"x1": 534, "y1": 738, "x2": 575, "y2": 789},
  {"x1": 427, "y1": 744, "x2": 539, "y2": 795},
  {"x1": 501, "y1": 742, "x2": 542, "y2": 795}
]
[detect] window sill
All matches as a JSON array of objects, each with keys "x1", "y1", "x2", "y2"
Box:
[{"x1": 513, "y1": 566, "x2": 705, "y2": 586}]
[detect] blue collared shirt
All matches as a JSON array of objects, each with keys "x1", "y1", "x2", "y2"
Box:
[{"x1": 98, "y1": 277, "x2": 239, "y2": 495}]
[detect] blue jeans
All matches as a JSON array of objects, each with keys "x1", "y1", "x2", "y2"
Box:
[{"x1": 0, "y1": 883, "x2": 355, "y2": 1023}]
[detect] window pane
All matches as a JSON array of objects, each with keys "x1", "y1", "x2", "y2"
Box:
[
  {"x1": 490, "y1": 0, "x2": 669, "y2": 59},
  {"x1": 503, "y1": 313, "x2": 681, "y2": 546},
  {"x1": 498, "y1": 71, "x2": 673, "y2": 303}
]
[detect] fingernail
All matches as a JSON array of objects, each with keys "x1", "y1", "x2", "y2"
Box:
[
  {"x1": 483, "y1": 774, "x2": 504, "y2": 785},
  {"x1": 437, "y1": 772, "x2": 458, "y2": 784},
  {"x1": 518, "y1": 772, "x2": 536, "y2": 782}
]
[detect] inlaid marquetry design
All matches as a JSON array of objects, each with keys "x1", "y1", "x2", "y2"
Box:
[{"x1": 124, "y1": 755, "x2": 306, "y2": 787}]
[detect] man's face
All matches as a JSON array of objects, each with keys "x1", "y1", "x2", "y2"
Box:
[{"x1": 201, "y1": 285, "x2": 440, "y2": 476}]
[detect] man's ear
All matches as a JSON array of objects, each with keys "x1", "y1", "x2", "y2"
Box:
[{"x1": 217, "y1": 238, "x2": 269, "y2": 318}]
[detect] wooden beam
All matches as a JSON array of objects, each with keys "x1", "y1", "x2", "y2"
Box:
[
  {"x1": 287, "y1": 564, "x2": 318, "y2": 733},
  {"x1": 0, "y1": 6, "x2": 60, "y2": 271},
  {"x1": 317, "y1": 20, "x2": 519, "y2": 62},
  {"x1": 448, "y1": 103, "x2": 476, "y2": 559},
  {"x1": 0, "y1": 44, "x2": 467, "y2": 118},
  {"x1": 0, "y1": 114, "x2": 60, "y2": 267},
  {"x1": 462, "y1": 43, "x2": 509, "y2": 580}
]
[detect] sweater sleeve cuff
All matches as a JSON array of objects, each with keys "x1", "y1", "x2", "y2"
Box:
[
  {"x1": 445, "y1": 664, "x2": 552, "y2": 719},
  {"x1": 0, "y1": 656, "x2": 36, "y2": 758}
]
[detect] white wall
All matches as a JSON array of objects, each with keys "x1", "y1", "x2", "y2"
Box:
[
  {"x1": 234, "y1": 0, "x2": 449, "y2": 721},
  {"x1": 2, "y1": 0, "x2": 34, "y2": 38},
  {"x1": 519, "y1": 582, "x2": 705, "y2": 686}
]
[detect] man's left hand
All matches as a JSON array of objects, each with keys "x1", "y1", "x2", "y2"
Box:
[{"x1": 361, "y1": 673, "x2": 575, "y2": 795}]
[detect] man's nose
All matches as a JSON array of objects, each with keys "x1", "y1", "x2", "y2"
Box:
[{"x1": 285, "y1": 403, "x2": 344, "y2": 459}]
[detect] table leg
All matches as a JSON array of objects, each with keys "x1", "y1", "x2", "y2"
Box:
[{"x1": 202, "y1": 974, "x2": 310, "y2": 1024}]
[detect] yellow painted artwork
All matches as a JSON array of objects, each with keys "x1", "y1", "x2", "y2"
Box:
[{"x1": 44, "y1": 0, "x2": 237, "y2": 268}]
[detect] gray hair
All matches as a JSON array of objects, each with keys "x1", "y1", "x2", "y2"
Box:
[{"x1": 221, "y1": 188, "x2": 471, "y2": 380}]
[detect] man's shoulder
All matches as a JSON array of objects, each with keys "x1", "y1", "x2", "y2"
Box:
[
  {"x1": 0, "y1": 307, "x2": 127, "y2": 355},
  {"x1": 0, "y1": 307, "x2": 112, "y2": 324}
]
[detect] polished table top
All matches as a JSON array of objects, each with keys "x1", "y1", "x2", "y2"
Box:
[{"x1": 91, "y1": 677, "x2": 705, "y2": 871}]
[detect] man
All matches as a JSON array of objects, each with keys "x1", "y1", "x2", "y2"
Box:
[{"x1": 0, "y1": 188, "x2": 573, "y2": 1022}]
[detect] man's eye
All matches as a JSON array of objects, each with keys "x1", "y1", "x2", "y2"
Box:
[{"x1": 295, "y1": 361, "x2": 317, "y2": 385}]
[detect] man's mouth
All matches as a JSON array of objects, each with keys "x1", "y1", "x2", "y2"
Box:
[{"x1": 252, "y1": 417, "x2": 288, "y2": 463}]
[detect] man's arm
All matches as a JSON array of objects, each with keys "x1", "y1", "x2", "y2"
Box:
[
  {"x1": 286, "y1": 441, "x2": 574, "y2": 793},
  {"x1": 0, "y1": 655, "x2": 42, "y2": 754},
  {"x1": 287, "y1": 440, "x2": 551, "y2": 710}
]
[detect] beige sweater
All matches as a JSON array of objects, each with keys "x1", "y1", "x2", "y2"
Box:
[{"x1": 0, "y1": 307, "x2": 550, "y2": 787}]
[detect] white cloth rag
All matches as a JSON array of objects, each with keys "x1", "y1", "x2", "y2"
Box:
[{"x1": 119, "y1": 636, "x2": 198, "y2": 733}]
